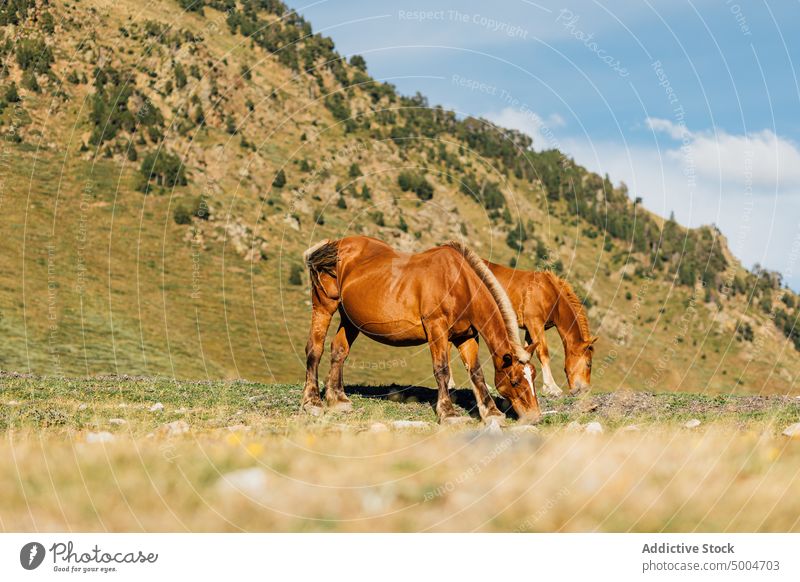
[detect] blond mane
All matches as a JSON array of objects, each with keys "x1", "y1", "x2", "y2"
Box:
[
  {"x1": 543, "y1": 271, "x2": 591, "y2": 342},
  {"x1": 444, "y1": 241, "x2": 529, "y2": 362}
]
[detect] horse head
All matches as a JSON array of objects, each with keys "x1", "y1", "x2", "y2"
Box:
[
  {"x1": 495, "y1": 352, "x2": 541, "y2": 424},
  {"x1": 565, "y1": 335, "x2": 598, "y2": 395}
]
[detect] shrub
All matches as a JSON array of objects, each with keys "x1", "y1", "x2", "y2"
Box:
[
  {"x1": 505, "y1": 221, "x2": 528, "y2": 251},
  {"x1": 288, "y1": 263, "x2": 304, "y2": 286},
  {"x1": 272, "y1": 169, "x2": 286, "y2": 188},
  {"x1": 15, "y1": 37, "x2": 53, "y2": 74},
  {"x1": 348, "y1": 163, "x2": 361, "y2": 178},
  {"x1": 397, "y1": 171, "x2": 433, "y2": 201},
  {"x1": 3, "y1": 82, "x2": 19, "y2": 103},
  {"x1": 370, "y1": 211, "x2": 385, "y2": 226},
  {"x1": 178, "y1": 0, "x2": 205, "y2": 14},
  {"x1": 173, "y1": 204, "x2": 192, "y2": 225},
  {"x1": 225, "y1": 114, "x2": 237, "y2": 134},
  {"x1": 21, "y1": 70, "x2": 39, "y2": 92},
  {"x1": 174, "y1": 63, "x2": 187, "y2": 88},
  {"x1": 139, "y1": 150, "x2": 188, "y2": 189}
]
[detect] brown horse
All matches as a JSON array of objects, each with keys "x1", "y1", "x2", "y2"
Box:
[
  {"x1": 301, "y1": 236, "x2": 541, "y2": 424},
  {"x1": 485, "y1": 264, "x2": 597, "y2": 396}
]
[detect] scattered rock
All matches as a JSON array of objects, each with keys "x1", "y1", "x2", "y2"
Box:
[
  {"x1": 109, "y1": 418, "x2": 127, "y2": 426},
  {"x1": 621, "y1": 425, "x2": 640, "y2": 432},
  {"x1": 510, "y1": 424, "x2": 539, "y2": 434},
  {"x1": 215, "y1": 467, "x2": 270, "y2": 499},
  {"x1": 6, "y1": 400, "x2": 20, "y2": 406},
  {"x1": 86, "y1": 431, "x2": 115, "y2": 444},
  {"x1": 483, "y1": 418, "x2": 503, "y2": 435},
  {"x1": 369, "y1": 422, "x2": 389, "y2": 433},
  {"x1": 566, "y1": 421, "x2": 583, "y2": 433},
  {"x1": 160, "y1": 420, "x2": 190, "y2": 437},
  {"x1": 248, "y1": 394, "x2": 268, "y2": 403},
  {"x1": 77, "y1": 403, "x2": 88, "y2": 411},
  {"x1": 391, "y1": 420, "x2": 429, "y2": 429},
  {"x1": 541, "y1": 410, "x2": 559, "y2": 416},
  {"x1": 117, "y1": 403, "x2": 128, "y2": 409},
  {"x1": 149, "y1": 402, "x2": 164, "y2": 412},
  {"x1": 782, "y1": 423, "x2": 800, "y2": 438},
  {"x1": 684, "y1": 419, "x2": 701, "y2": 429},
  {"x1": 585, "y1": 421, "x2": 604, "y2": 435},
  {"x1": 227, "y1": 424, "x2": 251, "y2": 432},
  {"x1": 176, "y1": 407, "x2": 188, "y2": 414}
]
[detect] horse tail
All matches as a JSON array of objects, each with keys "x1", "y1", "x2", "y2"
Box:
[
  {"x1": 303, "y1": 239, "x2": 339, "y2": 298},
  {"x1": 442, "y1": 241, "x2": 529, "y2": 362}
]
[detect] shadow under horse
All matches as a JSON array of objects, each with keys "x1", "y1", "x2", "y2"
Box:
[{"x1": 344, "y1": 384, "x2": 518, "y2": 421}]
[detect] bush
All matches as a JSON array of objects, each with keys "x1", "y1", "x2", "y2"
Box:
[
  {"x1": 370, "y1": 211, "x2": 385, "y2": 226},
  {"x1": 288, "y1": 263, "x2": 304, "y2": 286},
  {"x1": 397, "y1": 171, "x2": 433, "y2": 201},
  {"x1": 272, "y1": 169, "x2": 286, "y2": 188},
  {"x1": 173, "y1": 204, "x2": 192, "y2": 225},
  {"x1": 348, "y1": 163, "x2": 361, "y2": 178},
  {"x1": 20, "y1": 70, "x2": 39, "y2": 92},
  {"x1": 15, "y1": 37, "x2": 53, "y2": 74},
  {"x1": 225, "y1": 114, "x2": 237, "y2": 134},
  {"x1": 505, "y1": 222, "x2": 528, "y2": 251},
  {"x1": 139, "y1": 150, "x2": 188, "y2": 189},
  {"x1": 460, "y1": 174, "x2": 505, "y2": 210},
  {"x1": 174, "y1": 63, "x2": 187, "y2": 88},
  {"x1": 178, "y1": 0, "x2": 205, "y2": 14},
  {"x1": 3, "y1": 82, "x2": 19, "y2": 103}
]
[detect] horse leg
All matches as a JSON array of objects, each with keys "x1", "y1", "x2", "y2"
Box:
[
  {"x1": 324, "y1": 317, "x2": 359, "y2": 412},
  {"x1": 527, "y1": 321, "x2": 562, "y2": 397},
  {"x1": 424, "y1": 319, "x2": 467, "y2": 424},
  {"x1": 302, "y1": 298, "x2": 337, "y2": 415},
  {"x1": 447, "y1": 346, "x2": 457, "y2": 390},
  {"x1": 455, "y1": 337, "x2": 504, "y2": 424}
]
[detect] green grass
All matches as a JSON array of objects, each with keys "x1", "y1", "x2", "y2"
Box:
[
  {"x1": 2, "y1": 374, "x2": 800, "y2": 532},
  {"x1": 2, "y1": 374, "x2": 799, "y2": 435}
]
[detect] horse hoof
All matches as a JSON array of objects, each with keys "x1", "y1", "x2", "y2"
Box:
[
  {"x1": 302, "y1": 403, "x2": 324, "y2": 417},
  {"x1": 484, "y1": 414, "x2": 506, "y2": 427},
  {"x1": 543, "y1": 384, "x2": 563, "y2": 397},
  {"x1": 328, "y1": 400, "x2": 353, "y2": 413},
  {"x1": 441, "y1": 415, "x2": 471, "y2": 426}
]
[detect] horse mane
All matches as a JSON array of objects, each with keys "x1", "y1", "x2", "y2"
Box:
[
  {"x1": 443, "y1": 241, "x2": 529, "y2": 362},
  {"x1": 543, "y1": 271, "x2": 591, "y2": 342}
]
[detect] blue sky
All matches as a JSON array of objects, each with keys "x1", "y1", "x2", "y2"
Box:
[{"x1": 285, "y1": 0, "x2": 800, "y2": 290}]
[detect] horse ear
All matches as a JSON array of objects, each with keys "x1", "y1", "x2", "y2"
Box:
[
  {"x1": 502, "y1": 353, "x2": 513, "y2": 368},
  {"x1": 525, "y1": 342, "x2": 538, "y2": 357},
  {"x1": 590, "y1": 336, "x2": 599, "y2": 344}
]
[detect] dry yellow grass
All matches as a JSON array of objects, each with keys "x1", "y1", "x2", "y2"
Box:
[
  {"x1": 2, "y1": 375, "x2": 799, "y2": 532},
  {"x1": 2, "y1": 425, "x2": 799, "y2": 532}
]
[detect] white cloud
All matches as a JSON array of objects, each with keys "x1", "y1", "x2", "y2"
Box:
[
  {"x1": 646, "y1": 117, "x2": 800, "y2": 190},
  {"x1": 490, "y1": 108, "x2": 800, "y2": 289}
]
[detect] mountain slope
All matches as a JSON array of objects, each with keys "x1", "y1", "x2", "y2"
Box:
[{"x1": 0, "y1": 0, "x2": 798, "y2": 394}]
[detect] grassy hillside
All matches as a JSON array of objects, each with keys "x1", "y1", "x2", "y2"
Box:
[{"x1": 0, "y1": 0, "x2": 798, "y2": 395}]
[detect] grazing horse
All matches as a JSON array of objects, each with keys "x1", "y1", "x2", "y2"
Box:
[
  {"x1": 485, "y1": 264, "x2": 598, "y2": 396},
  {"x1": 301, "y1": 236, "x2": 541, "y2": 424}
]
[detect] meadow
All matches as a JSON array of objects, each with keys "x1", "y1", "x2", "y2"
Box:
[{"x1": 2, "y1": 373, "x2": 800, "y2": 532}]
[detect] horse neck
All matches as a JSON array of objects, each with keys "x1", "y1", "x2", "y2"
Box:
[
  {"x1": 549, "y1": 282, "x2": 585, "y2": 352},
  {"x1": 468, "y1": 287, "x2": 517, "y2": 362}
]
